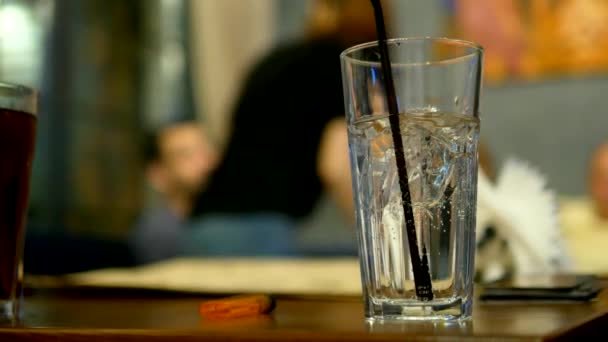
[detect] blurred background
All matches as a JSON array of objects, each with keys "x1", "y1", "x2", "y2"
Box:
[{"x1": 4, "y1": 0, "x2": 608, "y2": 273}]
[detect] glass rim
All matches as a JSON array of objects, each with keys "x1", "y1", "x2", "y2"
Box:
[
  {"x1": 0, "y1": 81, "x2": 37, "y2": 116},
  {"x1": 340, "y1": 37, "x2": 484, "y2": 68}
]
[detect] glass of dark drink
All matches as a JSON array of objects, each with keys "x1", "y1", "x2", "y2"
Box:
[{"x1": 0, "y1": 83, "x2": 37, "y2": 323}]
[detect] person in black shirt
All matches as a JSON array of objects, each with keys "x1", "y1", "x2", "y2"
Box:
[{"x1": 186, "y1": 0, "x2": 382, "y2": 256}]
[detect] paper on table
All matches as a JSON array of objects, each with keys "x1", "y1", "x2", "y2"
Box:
[{"x1": 60, "y1": 258, "x2": 362, "y2": 296}]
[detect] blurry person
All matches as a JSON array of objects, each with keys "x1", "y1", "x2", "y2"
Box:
[
  {"x1": 453, "y1": 0, "x2": 526, "y2": 81},
  {"x1": 131, "y1": 121, "x2": 218, "y2": 263},
  {"x1": 478, "y1": 143, "x2": 496, "y2": 181},
  {"x1": 186, "y1": 0, "x2": 381, "y2": 256},
  {"x1": 590, "y1": 143, "x2": 608, "y2": 219},
  {"x1": 560, "y1": 143, "x2": 608, "y2": 273}
]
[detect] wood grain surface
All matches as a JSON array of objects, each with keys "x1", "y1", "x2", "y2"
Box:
[{"x1": 0, "y1": 288, "x2": 606, "y2": 341}]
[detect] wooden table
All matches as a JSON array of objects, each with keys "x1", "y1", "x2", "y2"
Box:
[{"x1": 1, "y1": 288, "x2": 607, "y2": 341}]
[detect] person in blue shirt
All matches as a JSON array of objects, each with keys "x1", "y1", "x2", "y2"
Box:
[{"x1": 131, "y1": 121, "x2": 217, "y2": 263}]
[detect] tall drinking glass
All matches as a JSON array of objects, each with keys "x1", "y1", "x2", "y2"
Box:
[
  {"x1": 0, "y1": 83, "x2": 37, "y2": 323},
  {"x1": 341, "y1": 38, "x2": 483, "y2": 320}
]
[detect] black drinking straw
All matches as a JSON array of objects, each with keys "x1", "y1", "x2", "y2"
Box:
[{"x1": 370, "y1": 0, "x2": 433, "y2": 300}]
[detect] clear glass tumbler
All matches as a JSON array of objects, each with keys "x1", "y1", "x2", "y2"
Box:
[
  {"x1": 341, "y1": 38, "x2": 483, "y2": 320},
  {"x1": 0, "y1": 83, "x2": 37, "y2": 323}
]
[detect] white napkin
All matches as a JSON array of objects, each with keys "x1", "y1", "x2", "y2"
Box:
[{"x1": 476, "y1": 158, "x2": 573, "y2": 282}]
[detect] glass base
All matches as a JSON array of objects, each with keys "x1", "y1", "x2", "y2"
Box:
[
  {"x1": 366, "y1": 296, "x2": 472, "y2": 321},
  {"x1": 0, "y1": 300, "x2": 18, "y2": 324}
]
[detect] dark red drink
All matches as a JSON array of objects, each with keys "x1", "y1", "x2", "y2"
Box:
[{"x1": 0, "y1": 102, "x2": 36, "y2": 320}]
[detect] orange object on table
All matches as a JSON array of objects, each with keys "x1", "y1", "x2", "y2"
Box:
[{"x1": 199, "y1": 295, "x2": 276, "y2": 320}]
